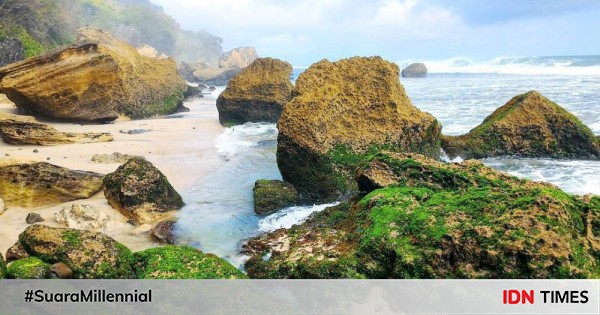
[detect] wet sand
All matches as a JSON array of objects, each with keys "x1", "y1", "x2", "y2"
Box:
[{"x1": 0, "y1": 93, "x2": 225, "y2": 255}]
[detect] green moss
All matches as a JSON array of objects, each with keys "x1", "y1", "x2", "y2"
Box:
[
  {"x1": 253, "y1": 180, "x2": 299, "y2": 214},
  {"x1": 62, "y1": 230, "x2": 82, "y2": 247},
  {"x1": 133, "y1": 246, "x2": 246, "y2": 279},
  {"x1": 125, "y1": 89, "x2": 185, "y2": 119},
  {"x1": 0, "y1": 254, "x2": 6, "y2": 279},
  {"x1": 16, "y1": 28, "x2": 45, "y2": 58},
  {"x1": 7, "y1": 257, "x2": 51, "y2": 279}
]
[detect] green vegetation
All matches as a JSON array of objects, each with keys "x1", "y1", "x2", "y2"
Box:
[
  {"x1": 133, "y1": 246, "x2": 247, "y2": 279},
  {"x1": 0, "y1": 254, "x2": 6, "y2": 279},
  {"x1": 6, "y1": 257, "x2": 51, "y2": 279}
]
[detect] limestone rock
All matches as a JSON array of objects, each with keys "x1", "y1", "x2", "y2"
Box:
[
  {"x1": 133, "y1": 246, "x2": 246, "y2": 279},
  {"x1": 0, "y1": 28, "x2": 186, "y2": 122},
  {"x1": 26, "y1": 212, "x2": 44, "y2": 224},
  {"x1": 0, "y1": 113, "x2": 113, "y2": 145},
  {"x1": 443, "y1": 91, "x2": 600, "y2": 160},
  {"x1": 6, "y1": 242, "x2": 29, "y2": 263},
  {"x1": 216, "y1": 58, "x2": 293, "y2": 125},
  {"x1": 103, "y1": 158, "x2": 184, "y2": 224},
  {"x1": 244, "y1": 153, "x2": 600, "y2": 279},
  {"x1": 0, "y1": 38, "x2": 24, "y2": 67},
  {"x1": 253, "y1": 180, "x2": 299, "y2": 215},
  {"x1": 53, "y1": 204, "x2": 110, "y2": 230},
  {"x1": 219, "y1": 47, "x2": 258, "y2": 69},
  {"x1": 401, "y1": 63, "x2": 428, "y2": 78},
  {"x1": 18, "y1": 225, "x2": 134, "y2": 279},
  {"x1": 277, "y1": 56, "x2": 441, "y2": 202},
  {"x1": 91, "y1": 152, "x2": 143, "y2": 164},
  {"x1": 6, "y1": 257, "x2": 51, "y2": 279},
  {"x1": 0, "y1": 162, "x2": 104, "y2": 208},
  {"x1": 150, "y1": 220, "x2": 176, "y2": 244}
]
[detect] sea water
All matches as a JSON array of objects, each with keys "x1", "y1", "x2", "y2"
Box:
[{"x1": 178, "y1": 56, "x2": 600, "y2": 267}]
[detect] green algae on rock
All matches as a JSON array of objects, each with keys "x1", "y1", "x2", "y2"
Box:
[
  {"x1": 244, "y1": 153, "x2": 600, "y2": 279},
  {"x1": 0, "y1": 253, "x2": 6, "y2": 279},
  {"x1": 6, "y1": 257, "x2": 51, "y2": 279},
  {"x1": 133, "y1": 246, "x2": 246, "y2": 279},
  {"x1": 253, "y1": 179, "x2": 299, "y2": 215},
  {"x1": 0, "y1": 162, "x2": 104, "y2": 208},
  {"x1": 216, "y1": 57, "x2": 293, "y2": 125},
  {"x1": 277, "y1": 56, "x2": 441, "y2": 203},
  {"x1": 103, "y1": 157, "x2": 184, "y2": 224},
  {"x1": 18, "y1": 225, "x2": 135, "y2": 279},
  {"x1": 443, "y1": 90, "x2": 600, "y2": 160}
]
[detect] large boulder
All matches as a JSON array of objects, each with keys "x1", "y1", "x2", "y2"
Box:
[
  {"x1": 443, "y1": 91, "x2": 600, "y2": 160},
  {"x1": 216, "y1": 58, "x2": 293, "y2": 125},
  {"x1": 219, "y1": 47, "x2": 258, "y2": 69},
  {"x1": 0, "y1": 38, "x2": 24, "y2": 67},
  {"x1": 253, "y1": 180, "x2": 299, "y2": 215},
  {"x1": 0, "y1": 112, "x2": 113, "y2": 145},
  {"x1": 244, "y1": 153, "x2": 600, "y2": 279},
  {"x1": 0, "y1": 28, "x2": 187, "y2": 122},
  {"x1": 277, "y1": 56, "x2": 441, "y2": 202},
  {"x1": 18, "y1": 225, "x2": 135, "y2": 279},
  {"x1": 103, "y1": 157, "x2": 184, "y2": 224},
  {"x1": 133, "y1": 246, "x2": 247, "y2": 279},
  {"x1": 0, "y1": 162, "x2": 104, "y2": 208},
  {"x1": 401, "y1": 63, "x2": 428, "y2": 78}
]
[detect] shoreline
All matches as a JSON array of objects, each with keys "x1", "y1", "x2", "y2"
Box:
[{"x1": 0, "y1": 93, "x2": 226, "y2": 255}]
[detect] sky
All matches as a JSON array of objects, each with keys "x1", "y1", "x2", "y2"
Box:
[{"x1": 150, "y1": 0, "x2": 600, "y2": 66}]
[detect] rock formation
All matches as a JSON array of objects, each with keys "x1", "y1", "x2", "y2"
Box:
[
  {"x1": 0, "y1": 113, "x2": 113, "y2": 145},
  {"x1": 53, "y1": 204, "x2": 110, "y2": 230},
  {"x1": 103, "y1": 157, "x2": 184, "y2": 224},
  {"x1": 401, "y1": 63, "x2": 428, "y2": 78},
  {"x1": 0, "y1": 162, "x2": 104, "y2": 208},
  {"x1": 0, "y1": 28, "x2": 187, "y2": 122},
  {"x1": 150, "y1": 220, "x2": 176, "y2": 244},
  {"x1": 443, "y1": 91, "x2": 600, "y2": 160},
  {"x1": 133, "y1": 246, "x2": 246, "y2": 279},
  {"x1": 6, "y1": 257, "x2": 51, "y2": 279},
  {"x1": 219, "y1": 47, "x2": 258, "y2": 69},
  {"x1": 277, "y1": 56, "x2": 441, "y2": 202},
  {"x1": 244, "y1": 152, "x2": 600, "y2": 279},
  {"x1": 216, "y1": 58, "x2": 293, "y2": 125},
  {"x1": 253, "y1": 180, "x2": 299, "y2": 215},
  {"x1": 18, "y1": 225, "x2": 135, "y2": 279},
  {"x1": 5, "y1": 242, "x2": 29, "y2": 263}
]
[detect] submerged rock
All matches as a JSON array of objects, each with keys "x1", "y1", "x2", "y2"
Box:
[
  {"x1": 6, "y1": 257, "x2": 51, "y2": 279},
  {"x1": 244, "y1": 153, "x2": 600, "y2": 279},
  {"x1": 18, "y1": 225, "x2": 134, "y2": 279},
  {"x1": 401, "y1": 63, "x2": 428, "y2": 78},
  {"x1": 0, "y1": 28, "x2": 186, "y2": 122},
  {"x1": 216, "y1": 58, "x2": 293, "y2": 126},
  {"x1": 0, "y1": 113, "x2": 113, "y2": 145},
  {"x1": 0, "y1": 162, "x2": 104, "y2": 208},
  {"x1": 103, "y1": 158, "x2": 184, "y2": 224},
  {"x1": 277, "y1": 56, "x2": 441, "y2": 202},
  {"x1": 443, "y1": 91, "x2": 600, "y2": 160},
  {"x1": 150, "y1": 220, "x2": 176, "y2": 244},
  {"x1": 133, "y1": 246, "x2": 246, "y2": 279},
  {"x1": 253, "y1": 180, "x2": 299, "y2": 215}
]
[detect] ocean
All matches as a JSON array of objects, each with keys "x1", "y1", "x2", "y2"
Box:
[{"x1": 176, "y1": 55, "x2": 600, "y2": 267}]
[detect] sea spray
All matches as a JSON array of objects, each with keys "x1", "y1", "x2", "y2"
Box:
[{"x1": 258, "y1": 202, "x2": 340, "y2": 232}]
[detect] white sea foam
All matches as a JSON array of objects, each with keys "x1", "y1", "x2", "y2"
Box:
[
  {"x1": 215, "y1": 122, "x2": 278, "y2": 159},
  {"x1": 258, "y1": 202, "x2": 340, "y2": 232}
]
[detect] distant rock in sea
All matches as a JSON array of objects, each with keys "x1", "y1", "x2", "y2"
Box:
[
  {"x1": 442, "y1": 90, "x2": 600, "y2": 160},
  {"x1": 219, "y1": 47, "x2": 258, "y2": 69},
  {"x1": 0, "y1": 28, "x2": 187, "y2": 123},
  {"x1": 401, "y1": 63, "x2": 428, "y2": 78},
  {"x1": 277, "y1": 56, "x2": 441, "y2": 202},
  {"x1": 216, "y1": 57, "x2": 293, "y2": 126},
  {"x1": 179, "y1": 46, "x2": 259, "y2": 85}
]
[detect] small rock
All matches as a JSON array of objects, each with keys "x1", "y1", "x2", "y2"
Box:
[
  {"x1": 33, "y1": 149, "x2": 38, "y2": 153},
  {"x1": 5, "y1": 242, "x2": 29, "y2": 263},
  {"x1": 4, "y1": 153, "x2": 9, "y2": 156},
  {"x1": 119, "y1": 129, "x2": 151, "y2": 135},
  {"x1": 26, "y1": 212, "x2": 44, "y2": 224},
  {"x1": 150, "y1": 220, "x2": 176, "y2": 244},
  {"x1": 54, "y1": 204, "x2": 110, "y2": 230},
  {"x1": 50, "y1": 262, "x2": 73, "y2": 279},
  {"x1": 46, "y1": 157, "x2": 50, "y2": 161},
  {"x1": 208, "y1": 86, "x2": 216, "y2": 92}
]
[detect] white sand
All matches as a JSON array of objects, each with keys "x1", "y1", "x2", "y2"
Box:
[{"x1": 0, "y1": 93, "x2": 226, "y2": 255}]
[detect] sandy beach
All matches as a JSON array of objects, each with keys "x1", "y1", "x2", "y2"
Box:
[{"x1": 0, "y1": 92, "x2": 226, "y2": 255}]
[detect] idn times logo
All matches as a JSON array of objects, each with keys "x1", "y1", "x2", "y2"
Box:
[{"x1": 503, "y1": 290, "x2": 589, "y2": 305}]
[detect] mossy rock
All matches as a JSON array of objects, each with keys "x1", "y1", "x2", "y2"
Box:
[
  {"x1": 18, "y1": 225, "x2": 135, "y2": 279},
  {"x1": 0, "y1": 253, "x2": 6, "y2": 279},
  {"x1": 103, "y1": 157, "x2": 184, "y2": 224},
  {"x1": 253, "y1": 179, "x2": 299, "y2": 215},
  {"x1": 133, "y1": 246, "x2": 247, "y2": 279},
  {"x1": 277, "y1": 56, "x2": 441, "y2": 202},
  {"x1": 244, "y1": 153, "x2": 600, "y2": 279},
  {"x1": 7, "y1": 257, "x2": 51, "y2": 279},
  {"x1": 443, "y1": 91, "x2": 600, "y2": 160}
]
